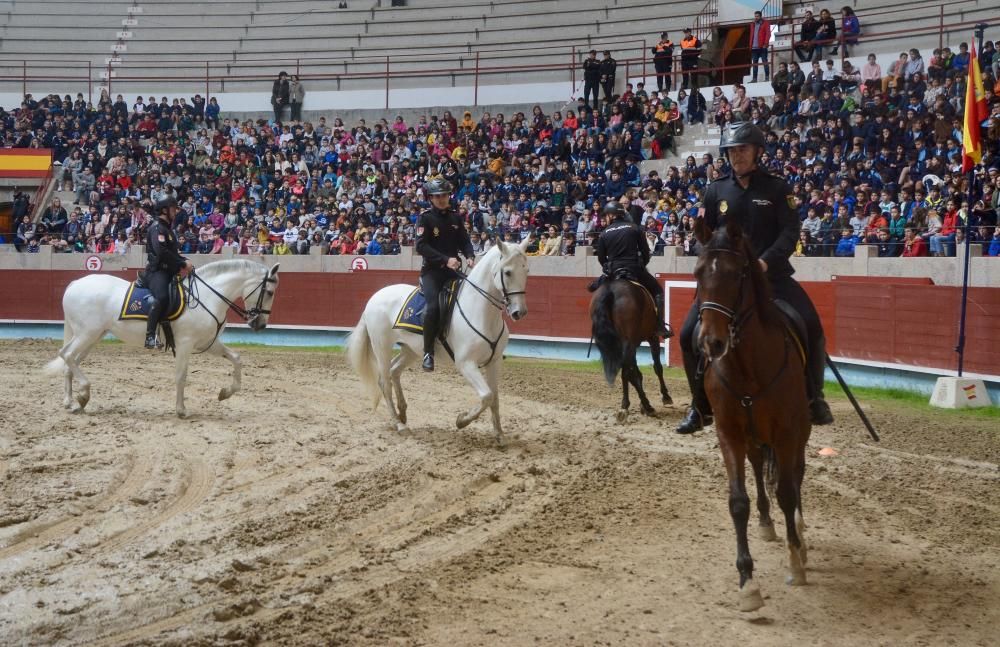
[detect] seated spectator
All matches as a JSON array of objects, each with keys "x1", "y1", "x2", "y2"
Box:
[
  {"x1": 875, "y1": 228, "x2": 901, "y2": 257},
  {"x1": 835, "y1": 228, "x2": 859, "y2": 256},
  {"x1": 901, "y1": 227, "x2": 928, "y2": 257}
]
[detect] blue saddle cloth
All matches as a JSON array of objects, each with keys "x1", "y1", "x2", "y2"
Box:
[
  {"x1": 393, "y1": 281, "x2": 458, "y2": 333},
  {"x1": 119, "y1": 277, "x2": 186, "y2": 322}
]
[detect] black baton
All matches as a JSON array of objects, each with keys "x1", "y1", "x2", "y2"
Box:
[{"x1": 826, "y1": 354, "x2": 880, "y2": 442}]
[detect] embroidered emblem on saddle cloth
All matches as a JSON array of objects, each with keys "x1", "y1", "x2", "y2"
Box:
[
  {"x1": 393, "y1": 281, "x2": 458, "y2": 333},
  {"x1": 118, "y1": 277, "x2": 186, "y2": 321}
]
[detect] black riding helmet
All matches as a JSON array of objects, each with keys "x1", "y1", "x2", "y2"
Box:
[
  {"x1": 155, "y1": 197, "x2": 178, "y2": 219},
  {"x1": 719, "y1": 122, "x2": 766, "y2": 151},
  {"x1": 424, "y1": 177, "x2": 453, "y2": 196},
  {"x1": 603, "y1": 202, "x2": 631, "y2": 222}
]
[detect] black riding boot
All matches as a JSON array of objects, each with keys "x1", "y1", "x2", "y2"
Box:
[
  {"x1": 145, "y1": 299, "x2": 164, "y2": 349},
  {"x1": 654, "y1": 294, "x2": 672, "y2": 338},
  {"x1": 808, "y1": 336, "x2": 834, "y2": 425},
  {"x1": 422, "y1": 352, "x2": 435, "y2": 372},
  {"x1": 677, "y1": 350, "x2": 713, "y2": 434}
]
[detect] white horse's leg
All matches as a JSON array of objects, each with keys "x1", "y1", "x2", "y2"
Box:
[
  {"x1": 485, "y1": 357, "x2": 503, "y2": 444},
  {"x1": 60, "y1": 330, "x2": 101, "y2": 411},
  {"x1": 174, "y1": 349, "x2": 191, "y2": 418},
  {"x1": 60, "y1": 319, "x2": 75, "y2": 408},
  {"x1": 390, "y1": 347, "x2": 418, "y2": 425},
  {"x1": 209, "y1": 341, "x2": 242, "y2": 401},
  {"x1": 371, "y1": 333, "x2": 407, "y2": 432},
  {"x1": 455, "y1": 359, "x2": 493, "y2": 431}
]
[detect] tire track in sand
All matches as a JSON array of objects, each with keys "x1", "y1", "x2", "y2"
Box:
[
  {"x1": 93, "y1": 468, "x2": 550, "y2": 646},
  {"x1": 0, "y1": 452, "x2": 155, "y2": 562},
  {"x1": 96, "y1": 457, "x2": 215, "y2": 555}
]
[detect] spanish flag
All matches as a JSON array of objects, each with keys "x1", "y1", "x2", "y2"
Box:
[{"x1": 961, "y1": 35, "x2": 988, "y2": 173}]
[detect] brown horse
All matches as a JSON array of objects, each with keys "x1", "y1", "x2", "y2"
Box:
[
  {"x1": 692, "y1": 217, "x2": 811, "y2": 612},
  {"x1": 590, "y1": 279, "x2": 672, "y2": 422}
]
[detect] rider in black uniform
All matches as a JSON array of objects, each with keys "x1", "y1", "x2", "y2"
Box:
[
  {"x1": 675, "y1": 122, "x2": 834, "y2": 434},
  {"x1": 414, "y1": 177, "x2": 475, "y2": 372},
  {"x1": 144, "y1": 199, "x2": 191, "y2": 349},
  {"x1": 595, "y1": 202, "x2": 670, "y2": 337}
]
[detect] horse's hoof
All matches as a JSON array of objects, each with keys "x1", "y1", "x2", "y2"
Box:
[
  {"x1": 456, "y1": 414, "x2": 471, "y2": 429},
  {"x1": 641, "y1": 405, "x2": 655, "y2": 417},
  {"x1": 398, "y1": 410, "x2": 407, "y2": 424},
  {"x1": 177, "y1": 411, "x2": 188, "y2": 419},
  {"x1": 218, "y1": 388, "x2": 231, "y2": 401},
  {"x1": 662, "y1": 394, "x2": 673, "y2": 406},
  {"x1": 738, "y1": 579, "x2": 765, "y2": 612},
  {"x1": 395, "y1": 422, "x2": 409, "y2": 433},
  {"x1": 75, "y1": 394, "x2": 89, "y2": 408},
  {"x1": 785, "y1": 571, "x2": 807, "y2": 586},
  {"x1": 615, "y1": 409, "x2": 628, "y2": 423},
  {"x1": 759, "y1": 523, "x2": 778, "y2": 542}
]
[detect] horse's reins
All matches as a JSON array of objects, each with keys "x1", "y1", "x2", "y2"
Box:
[
  {"x1": 447, "y1": 264, "x2": 526, "y2": 368},
  {"x1": 698, "y1": 247, "x2": 791, "y2": 446},
  {"x1": 184, "y1": 269, "x2": 277, "y2": 353}
]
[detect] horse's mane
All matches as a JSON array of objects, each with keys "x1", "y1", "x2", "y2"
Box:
[
  {"x1": 195, "y1": 259, "x2": 269, "y2": 280},
  {"x1": 705, "y1": 228, "x2": 780, "y2": 328}
]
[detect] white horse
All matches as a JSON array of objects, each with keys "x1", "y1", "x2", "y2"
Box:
[
  {"x1": 45, "y1": 259, "x2": 280, "y2": 418},
  {"x1": 347, "y1": 239, "x2": 530, "y2": 443}
]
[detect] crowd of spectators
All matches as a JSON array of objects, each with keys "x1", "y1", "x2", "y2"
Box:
[{"x1": 5, "y1": 9, "x2": 1000, "y2": 260}]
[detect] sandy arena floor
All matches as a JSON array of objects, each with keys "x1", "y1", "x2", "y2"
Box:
[{"x1": 0, "y1": 340, "x2": 997, "y2": 646}]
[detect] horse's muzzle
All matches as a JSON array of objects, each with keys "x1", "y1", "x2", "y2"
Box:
[
  {"x1": 509, "y1": 307, "x2": 526, "y2": 321},
  {"x1": 249, "y1": 316, "x2": 267, "y2": 332}
]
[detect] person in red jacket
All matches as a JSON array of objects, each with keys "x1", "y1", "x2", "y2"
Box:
[
  {"x1": 750, "y1": 10, "x2": 772, "y2": 83},
  {"x1": 901, "y1": 227, "x2": 928, "y2": 256},
  {"x1": 931, "y1": 200, "x2": 960, "y2": 256}
]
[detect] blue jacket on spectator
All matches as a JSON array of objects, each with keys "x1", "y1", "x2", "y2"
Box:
[{"x1": 835, "y1": 234, "x2": 859, "y2": 257}]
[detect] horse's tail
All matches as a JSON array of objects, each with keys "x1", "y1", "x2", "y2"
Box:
[
  {"x1": 592, "y1": 285, "x2": 625, "y2": 385},
  {"x1": 44, "y1": 356, "x2": 67, "y2": 376},
  {"x1": 346, "y1": 314, "x2": 381, "y2": 409},
  {"x1": 762, "y1": 444, "x2": 779, "y2": 503},
  {"x1": 44, "y1": 316, "x2": 73, "y2": 376}
]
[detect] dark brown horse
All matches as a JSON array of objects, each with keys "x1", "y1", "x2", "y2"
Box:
[
  {"x1": 692, "y1": 217, "x2": 811, "y2": 612},
  {"x1": 590, "y1": 279, "x2": 672, "y2": 422}
]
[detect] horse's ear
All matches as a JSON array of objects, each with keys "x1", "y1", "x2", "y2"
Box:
[
  {"x1": 269, "y1": 263, "x2": 280, "y2": 275},
  {"x1": 519, "y1": 235, "x2": 531, "y2": 253},
  {"x1": 693, "y1": 217, "x2": 712, "y2": 245},
  {"x1": 725, "y1": 217, "x2": 744, "y2": 243},
  {"x1": 496, "y1": 238, "x2": 508, "y2": 256}
]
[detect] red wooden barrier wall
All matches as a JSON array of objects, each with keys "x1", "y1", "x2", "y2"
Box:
[{"x1": 1, "y1": 270, "x2": 996, "y2": 377}]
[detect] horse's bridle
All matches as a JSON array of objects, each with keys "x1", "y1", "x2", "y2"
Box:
[
  {"x1": 697, "y1": 248, "x2": 755, "y2": 349},
  {"x1": 458, "y1": 263, "x2": 526, "y2": 312},
  {"x1": 185, "y1": 269, "x2": 277, "y2": 353},
  {"x1": 191, "y1": 269, "x2": 277, "y2": 321}
]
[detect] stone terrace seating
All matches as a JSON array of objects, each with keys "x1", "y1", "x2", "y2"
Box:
[{"x1": 0, "y1": 0, "x2": 708, "y2": 94}]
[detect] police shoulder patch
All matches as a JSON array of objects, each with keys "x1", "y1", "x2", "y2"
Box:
[{"x1": 786, "y1": 195, "x2": 796, "y2": 209}]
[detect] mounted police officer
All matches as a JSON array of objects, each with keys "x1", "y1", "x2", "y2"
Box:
[
  {"x1": 676, "y1": 122, "x2": 834, "y2": 434},
  {"x1": 144, "y1": 198, "x2": 192, "y2": 349},
  {"x1": 595, "y1": 202, "x2": 670, "y2": 338},
  {"x1": 415, "y1": 177, "x2": 475, "y2": 372}
]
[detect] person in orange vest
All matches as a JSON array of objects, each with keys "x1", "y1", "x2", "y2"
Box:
[
  {"x1": 680, "y1": 27, "x2": 702, "y2": 90},
  {"x1": 651, "y1": 32, "x2": 675, "y2": 93},
  {"x1": 749, "y1": 10, "x2": 772, "y2": 83}
]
